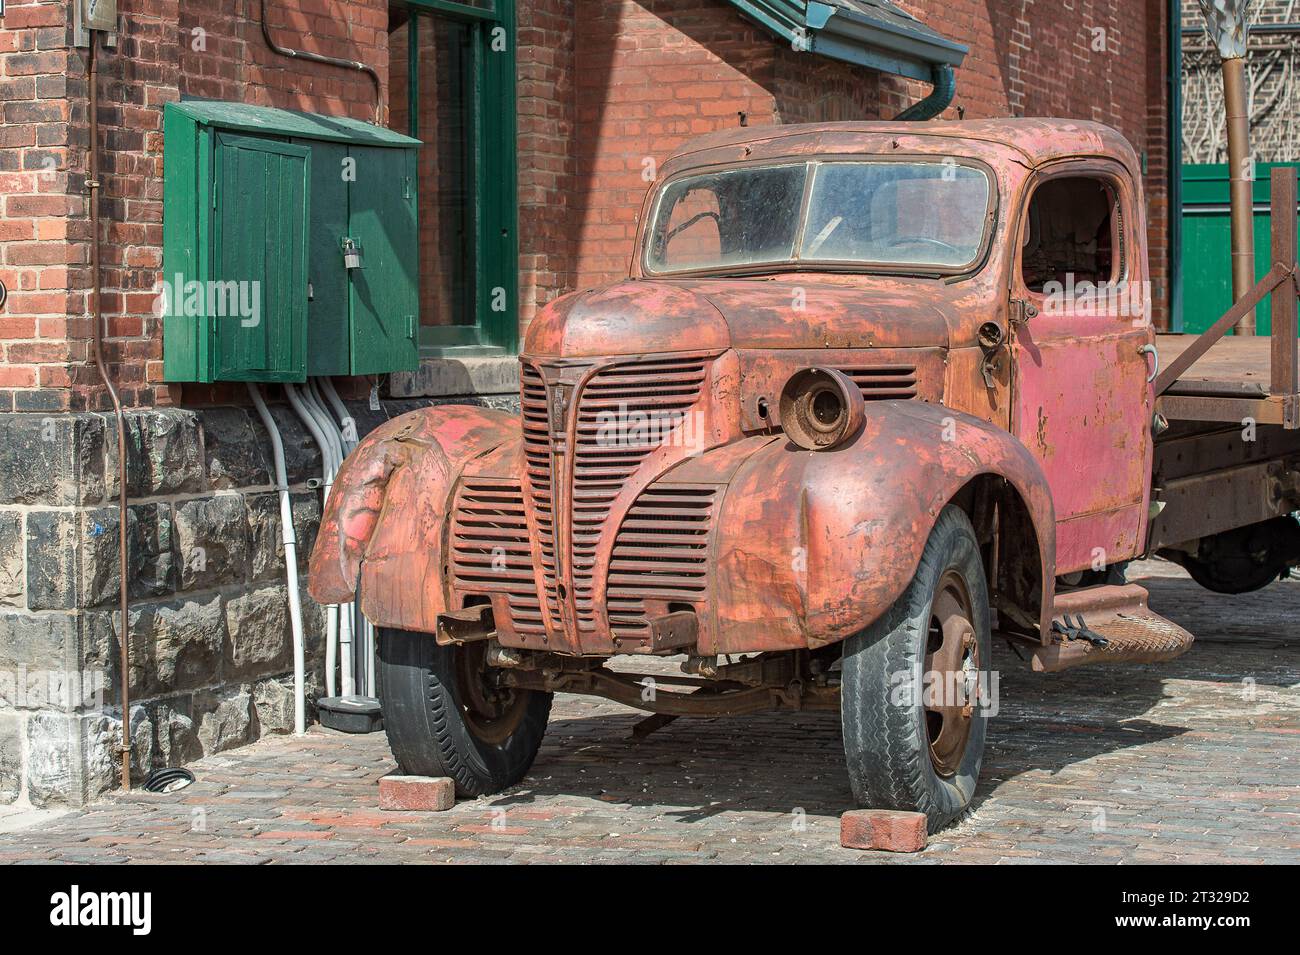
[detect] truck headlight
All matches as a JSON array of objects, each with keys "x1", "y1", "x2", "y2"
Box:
[{"x1": 778, "y1": 367, "x2": 865, "y2": 451}]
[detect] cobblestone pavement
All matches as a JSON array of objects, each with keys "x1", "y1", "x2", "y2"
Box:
[{"x1": 1, "y1": 561, "x2": 1296, "y2": 864}]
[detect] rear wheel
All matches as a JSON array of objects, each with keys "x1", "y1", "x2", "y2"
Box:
[
  {"x1": 376, "y1": 629, "x2": 551, "y2": 797},
  {"x1": 840, "y1": 507, "x2": 992, "y2": 832},
  {"x1": 1177, "y1": 517, "x2": 1300, "y2": 595}
]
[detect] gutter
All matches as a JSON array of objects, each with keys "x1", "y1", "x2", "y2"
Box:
[
  {"x1": 805, "y1": 1, "x2": 966, "y2": 82},
  {"x1": 727, "y1": 1, "x2": 965, "y2": 118}
]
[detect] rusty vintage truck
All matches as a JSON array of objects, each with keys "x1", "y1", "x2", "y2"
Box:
[{"x1": 309, "y1": 119, "x2": 1300, "y2": 830}]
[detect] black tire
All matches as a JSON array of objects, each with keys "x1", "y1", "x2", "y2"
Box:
[
  {"x1": 1182, "y1": 554, "x2": 1282, "y2": 595},
  {"x1": 1177, "y1": 516, "x2": 1300, "y2": 595},
  {"x1": 376, "y1": 628, "x2": 552, "y2": 798},
  {"x1": 841, "y1": 506, "x2": 992, "y2": 832}
]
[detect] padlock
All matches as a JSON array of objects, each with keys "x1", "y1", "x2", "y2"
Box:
[{"x1": 341, "y1": 237, "x2": 364, "y2": 270}]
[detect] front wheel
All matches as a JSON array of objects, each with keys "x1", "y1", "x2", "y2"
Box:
[
  {"x1": 376, "y1": 628, "x2": 552, "y2": 797},
  {"x1": 840, "y1": 506, "x2": 993, "y2": 832}
]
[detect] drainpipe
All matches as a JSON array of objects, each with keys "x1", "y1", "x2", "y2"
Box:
[
  {"x1": 87, "y1": 34, "x2": 133, "y2": 791},
  {"x1": 892, "y1": 64, "x2": 956, "y2": 121},
  {"x1": 260, "y1": 0, "x2": 383, "y2": 123},
  {"x1": 1199, "y1": 0, "x2": 1255, "y2": 333}
]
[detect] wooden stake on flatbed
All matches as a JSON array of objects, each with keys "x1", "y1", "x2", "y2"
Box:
[{"x1": 1269, "y1": 166, "x2": 1299, "y2": 397}]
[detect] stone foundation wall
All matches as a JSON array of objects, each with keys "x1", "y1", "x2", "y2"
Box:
[{"x1": 0, "y1": 373, "x2": 521, "y2": 807}]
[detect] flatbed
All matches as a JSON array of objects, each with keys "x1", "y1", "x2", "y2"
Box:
[{"x1": 1157, "y1": 334, "x2": 1274, "y2": 398}]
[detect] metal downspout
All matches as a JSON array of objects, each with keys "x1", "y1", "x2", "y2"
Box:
[
  {"x1": 87, "y1": 34, "x2": 133, "y2": 792},
  {"x1": 892, "y1": 64, "x2": 956, "y2": 121}
]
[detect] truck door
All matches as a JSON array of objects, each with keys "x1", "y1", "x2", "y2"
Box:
[{"x1": 1008, "y1": 163, "x2": 1155, "y2": 575}]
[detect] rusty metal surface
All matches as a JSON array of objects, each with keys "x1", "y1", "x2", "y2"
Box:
[
  {"x1": 1148, "y1": 459, "x2": 1300, "y2": 549},
  {"x1": 306, "y1": 119, "x2": 1197, "y2": 662},
  {"x1": 1005, "y1": 157, "x2": 1155, "y2": 574},
  {"x1": 307, "y1": 406, "x2": 519, "y2": 620},
  {"x1": 706, "y1": 401, "x2": 1056, "y2": 653},
  {"x1": 1028, "y1": 583, "x2": 1194, "y2": 672},
  {"x1": 650, "y1": 119, "x2": 1142, "y2": 188}
]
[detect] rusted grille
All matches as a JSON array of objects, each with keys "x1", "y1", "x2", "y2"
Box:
[
  {"x1": 570, "y1": 356, "x2": 709, "y2": 632},
  {"x1": 839, "y1": 365, "x2": 917, "y2": 400},
  {"x1": 520, "y1": 364, "x2": 561, "y2": 625},
  {"x1": 449, "y1": 477, "x2": 545, "y2": 636},
  {"x1": 607, "y1": 484, "x2": 717, "y2": 637}
]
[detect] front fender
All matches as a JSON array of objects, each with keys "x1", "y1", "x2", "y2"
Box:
[
  {"x1": 307, "y1": 405, "x2": 519, "y2": 633},
  {"x1": 708, "y1": 401, "x2": 1056, "y2": 652}
]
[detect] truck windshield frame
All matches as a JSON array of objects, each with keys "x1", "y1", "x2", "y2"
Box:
[{"x1": 642, "y1": 156, "x2": 998, "y2": 279}]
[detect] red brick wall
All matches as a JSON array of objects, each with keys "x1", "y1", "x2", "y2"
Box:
[
  {"x1": 0, "y1": 0, "x2": 1172, "y2": 412},
  {"x1": 563, "y1": 0, "x2": 886, "y2": 292},
  {"x1": 0, "y1": 0, "x2": 387, "y2": 412},
  {"x1": 546, "y1": 0, "x2": 1169, "y2": 326},
  {"x1": 517, "y1": 0, "x2": 578, "y2": 327},
  {"x1": 891, "y1": 0, "x2": 1170, "y2": 325},
  {"x1": 0, "y1": 0, "x2": 80, "y2": 412}
]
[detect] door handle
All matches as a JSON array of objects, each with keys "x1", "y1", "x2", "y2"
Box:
[{"x1": 1138, "y1": 344, "x2": 1159, "y2": 383}]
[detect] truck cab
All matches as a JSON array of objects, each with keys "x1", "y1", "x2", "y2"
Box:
[{"x1": 310, "y1": 120, "x2": 1297, "y2": 831}]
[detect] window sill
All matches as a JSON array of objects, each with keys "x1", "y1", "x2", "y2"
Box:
[{"x1": 389, "y1": 354, "x2": 520, "y2": 398}]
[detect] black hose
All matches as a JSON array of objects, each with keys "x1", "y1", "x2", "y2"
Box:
[{"x1": 142, "y1": 768, "x2": 196, "y2": 793}]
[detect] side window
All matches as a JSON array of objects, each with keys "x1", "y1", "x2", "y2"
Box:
[{"x1": 1021, "y1": 177, "x2": 1121, "y2": 293}]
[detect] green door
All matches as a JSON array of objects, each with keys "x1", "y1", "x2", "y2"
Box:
[
  {"x1": 347, "y1": 145, "x2": 419, "y2": 375},
  {"x1": 213, "y1": 133, "x2": 310, "y2": 381}
]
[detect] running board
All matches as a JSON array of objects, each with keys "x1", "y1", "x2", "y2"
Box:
[{"x1": 1030, "y1": 584, "x2": 1194, "y2": 673}]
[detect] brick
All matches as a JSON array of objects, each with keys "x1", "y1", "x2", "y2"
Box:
[
  {"x1": 840, "y1": 809, "x2": 929, "y2": 853},
  {"x1": 378, "y1": 775, "x2": 456, "y2": 812}
]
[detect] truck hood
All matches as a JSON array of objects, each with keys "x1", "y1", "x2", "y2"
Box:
[{"x1": 523, "y1": 278, "x2": 954, "y2": 357}]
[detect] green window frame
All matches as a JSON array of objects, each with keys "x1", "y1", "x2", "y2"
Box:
[{"x1": 399, "y1": 0, "x2": 519, "y2": 355}]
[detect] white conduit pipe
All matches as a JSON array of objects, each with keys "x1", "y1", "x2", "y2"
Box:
[
  {"x1": 318, "y1": 378, "x2": 376, "y2": 696},
  {"x1": 248, "y1": 383, "x2": 307, "y2": 735},
  {"x1": 303, "y1": 380, "x2": 357, "y2": 693},
  {"x1": 286, "y1": 383, "x2": 349, "y2": 698}
]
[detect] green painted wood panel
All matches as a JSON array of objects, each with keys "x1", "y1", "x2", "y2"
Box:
[
  {"x1": 347, "y1": 146, "x2": 419, "y2": 375},
  {"x1": 299, "y1": 139, "x2": 351, "y2": 377},
  {"x1": 213, "y1": 133, "x2": 310, "y2": 381},
  {"x1": 161, "y1": 106, "x2": 203, "y2": 381},
  {"x1": 1181, "y1": 162, "x2": 1300, "y2": 336}
]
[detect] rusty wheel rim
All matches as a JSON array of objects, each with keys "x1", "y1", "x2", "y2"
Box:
[
  {"x1": 454, "y1": 643, "x2": 529, "y2": 746},
  {"x1": 923, "y1": 570, "x2": 979, "y2": 778}
]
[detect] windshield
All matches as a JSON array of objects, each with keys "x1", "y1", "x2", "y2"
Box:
[{"x1": 645, "y1": 160, "x2": 992, "y2": 275}]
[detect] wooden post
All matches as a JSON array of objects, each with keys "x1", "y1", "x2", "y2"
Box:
[{"x1": 1270, "y1": 167, "x2": 1298, "y2": 397}]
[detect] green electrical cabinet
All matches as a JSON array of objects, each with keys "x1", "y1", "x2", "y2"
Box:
[{"x1": 162, "y1": 100, "x2": 421, "y2": 383}]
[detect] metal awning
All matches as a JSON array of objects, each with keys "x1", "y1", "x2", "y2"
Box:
[{"x1": 727, "y1": 0, "x2": 966, "y2": 81}]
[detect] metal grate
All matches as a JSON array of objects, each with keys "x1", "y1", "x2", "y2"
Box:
[
  {"x1": 838, "y1": 364, "x2": 917, "y2": 400},
  {"x1": 520, "y1": 364, "x2": 561, "y2": 625},
  {"x1": 449, "y1": 477, "x2": 545, "y2": 637},
  {"x1": 571, "y1": 356, "x2": 709, "y2": 633},
  {"x1": 607, "y1": 484, "x2": 717, "y2": 638}
]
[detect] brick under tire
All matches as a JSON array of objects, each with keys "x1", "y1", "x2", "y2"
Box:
[
  {"x1": 376, "y1": 628, "x2": 552, "y2": 798},
  {"x1": 840, "y1": 506, "x2": 992, "y2": 833}
]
